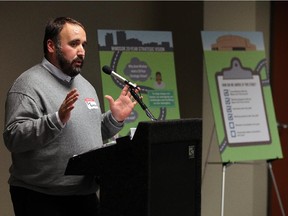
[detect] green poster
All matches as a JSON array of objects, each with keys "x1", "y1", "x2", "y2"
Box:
[
  {"x1": 201, "y1": 31, "x2": 283, "y2": 162},
  {"x1": 97, "y1": 30, "x2": 180, "y2": 138}
]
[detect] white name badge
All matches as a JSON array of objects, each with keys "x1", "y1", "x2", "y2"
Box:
[{"x1": 85, "y1": 98, "x2": 98, "y2": 110}]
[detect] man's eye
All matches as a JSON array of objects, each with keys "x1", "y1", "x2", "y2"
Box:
[{"x1": 70, "y1": 42, "x2": 77, "y2": 47}]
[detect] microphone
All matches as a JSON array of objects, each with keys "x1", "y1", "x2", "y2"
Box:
[
  {"x1": 102, "y1": 65, "x2": 137, "y2": 89},
  {"x1": 102, "y1": 65, "x2": 157, "y2": 121}
]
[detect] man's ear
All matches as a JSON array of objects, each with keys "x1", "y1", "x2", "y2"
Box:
[{"x1": 47, "y1": 39, "x2": 56, "y2": 53}]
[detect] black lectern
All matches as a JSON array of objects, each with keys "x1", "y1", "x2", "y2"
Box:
[{"x1": 65, "y1": 118, "x2": 202, "y2": 216}]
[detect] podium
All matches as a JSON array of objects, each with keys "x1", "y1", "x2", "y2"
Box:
[{"x1": 65, "y1": 118, "x2": 202, "y2": 216}]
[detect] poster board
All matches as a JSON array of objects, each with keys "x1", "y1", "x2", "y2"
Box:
[
  {"x1": 201, "y1": 31, "x2": 283, "y2": 162},
  {"x1": 97, "y1": 30, "x2": 180, "y2": 137}
]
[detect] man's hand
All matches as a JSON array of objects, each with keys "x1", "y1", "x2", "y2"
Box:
[
  {"x1": 58, "y1": 88, "x2": 79, "y2": 124},
  {"x1": 105, "y1": 85, "x2": 139, "y2": 122}
]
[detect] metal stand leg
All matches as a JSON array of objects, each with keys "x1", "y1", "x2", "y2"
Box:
[
  {"x1": 268, "y1": 161, "x2": 286, "y2": 216},
  {"x1": 221, "y1": 163, "x2": 228, "y2": 216}
]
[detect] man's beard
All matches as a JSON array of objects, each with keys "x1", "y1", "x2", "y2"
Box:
[{"x1": 56, "y1": 47, "x2": 84, "y2": 77}]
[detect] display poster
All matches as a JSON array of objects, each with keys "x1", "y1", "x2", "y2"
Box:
[
  {"x1": 201, "y1": 31, "x2": 283, "y2": 162},
  {"x1": 97, "y1": 30, "x2": 180, "y2": 138}
]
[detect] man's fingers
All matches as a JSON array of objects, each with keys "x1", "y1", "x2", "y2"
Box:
[
  {"x1": 59, "y1": 89, "x2": 79, "y2": 124},
  {"x1": 65, "y1": 88, "x2": 79, "y2": 100},
  {"x1": 65, "y1": 89, "x2": 79, "y2": 104}
]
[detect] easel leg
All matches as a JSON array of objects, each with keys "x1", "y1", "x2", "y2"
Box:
[
  {"x1": 202, "y1": 123, "x2": 216, "y2": 185},
  {"x1": 268, "y1": 161, "x2": 286, "y2": 216},
  {"x1": 221, "y1": 163, "x2": 228, "y2": 216}
]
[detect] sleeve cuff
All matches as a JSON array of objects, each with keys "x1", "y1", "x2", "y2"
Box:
[
  {"x1": 56, "y1": 111, "x2": 66, "y2": 128},
  {"x1": 109, "y1": 113, "x2": 124, "y2": 127}
]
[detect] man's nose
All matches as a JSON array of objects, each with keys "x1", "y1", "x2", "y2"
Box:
[{"x1": 77, "y1": 45, "x2": 85, "y2": 56}]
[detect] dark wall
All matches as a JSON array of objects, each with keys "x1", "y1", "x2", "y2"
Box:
[
  {"x1": 269, "y1": 2, "x2": 288, "y2": 215},
  {"x1": 0, "y1": 1, "x2": 203, "y2": 119}
]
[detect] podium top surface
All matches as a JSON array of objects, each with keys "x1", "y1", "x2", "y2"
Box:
[{"x1": 133, "y1": 118, "x2": 202, "y2": 144}]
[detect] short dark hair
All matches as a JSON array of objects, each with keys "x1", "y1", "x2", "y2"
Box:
[
  {"x1": 156, "y1": 71, "x2": 162, "y2": 76},
  {"x1": 43, "y1": 17, "x2": 85, "y2": 57}
]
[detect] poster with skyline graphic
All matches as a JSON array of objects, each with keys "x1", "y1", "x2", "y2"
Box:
[
  {"x1": 97, "y1": 29, "x2": 180, "y2": 138},
  {"x1": 201, "y1": 31, "x2": 283, "y2": 162}
]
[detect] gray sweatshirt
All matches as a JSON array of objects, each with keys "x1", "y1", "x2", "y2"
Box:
[{"x1": 3, "y1": 60, "x2": 123, "y2": 195}]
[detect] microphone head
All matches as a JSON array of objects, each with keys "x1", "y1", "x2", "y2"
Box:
[{"x1": 102, "y1": 65, "x2": 112, "y2": 75}]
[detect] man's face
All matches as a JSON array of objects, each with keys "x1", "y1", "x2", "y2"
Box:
[{"x1": 56, "y1": 23, "x2": 87, "y2": 77}]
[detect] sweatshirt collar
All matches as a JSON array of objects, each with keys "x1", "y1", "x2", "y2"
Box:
[{"x1": 41, "y1": 58, "x2": 74, "y2": 83}]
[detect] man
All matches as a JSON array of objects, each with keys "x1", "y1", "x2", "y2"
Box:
[{"x1": 3, "y1": 17, "x2": 137, "y2": 216}]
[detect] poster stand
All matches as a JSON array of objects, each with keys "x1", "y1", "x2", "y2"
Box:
[
  {"x1": 201, "y1": 31, "x2": 284, "y2": 216},
  {"x1": 203, "y1": 124, "x2": 286, "y2": 216}
]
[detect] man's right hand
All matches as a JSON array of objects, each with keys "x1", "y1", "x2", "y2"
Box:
[{"x1": 58, "y1": 88, "x2": 79, "y2": 124}]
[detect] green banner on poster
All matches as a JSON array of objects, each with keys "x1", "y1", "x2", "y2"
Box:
[
  {"x1": 97, "y1": 30, "x2": 180, "y2": 138},
  {"x1": 201, "y1": 31, "x2": 283, "y2": 162}
]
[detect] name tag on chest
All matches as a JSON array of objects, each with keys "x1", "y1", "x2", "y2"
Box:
[{"x1": 85, "y1": 98, "x2": 98, "y2": 110}]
